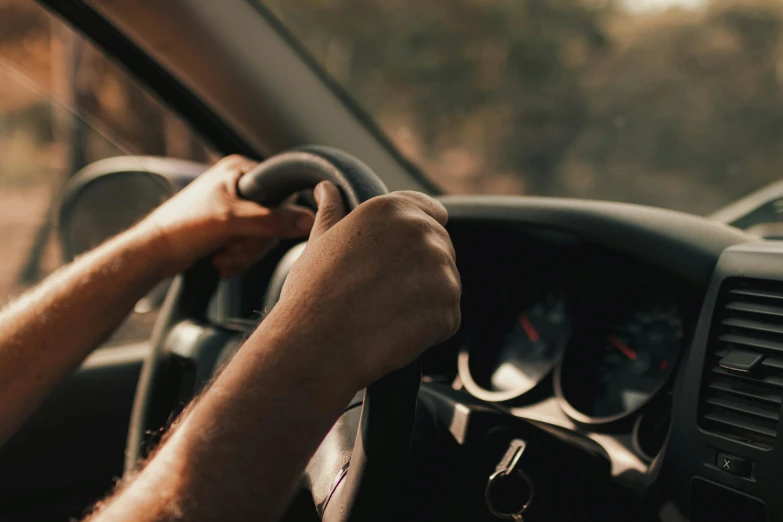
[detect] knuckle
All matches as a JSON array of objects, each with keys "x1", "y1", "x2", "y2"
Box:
[
  {"x1": 317, "y1": 205, "x2": 340, "y2": 229},
  {"x1": 219, "y1": 154, "x2": 245, "y2": 165},
  {"x1": 400, "y1": 213, "x2": 432, "y2": 240},
  {"x1": 419, "y1": 237, "x2": 451, "y2": 266},
  {"x1": 432, "y1": 197, "x2": 448, "y2": 217},
  {"x1": 423, "y1": 196, "x2": 448, "y2": 222},
  {"x1": 393, "y1": 191, "x2": 448, "y2": 224},
  {"x1": 318, "y1": 203, "x2": 336, "y2": 220},
  {"x1": 428, "y1": 247, "x2": 452, "y2": 273},
  {"x1": 214, "y1": 204, "x2": 235, "y2": 225},
  {"x1": 439, "y1": 264, "x2": 461, "y2": 298},
  {"x1": 364, "y1": 195, "x2": 399, "y2": 217}
]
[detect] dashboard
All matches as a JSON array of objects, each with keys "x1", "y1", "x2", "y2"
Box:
[
  {"x1": 37, "y1": 154, "x2": 782, "y2": 520},
  {"x1": 260, "y1": 194, "x2": 783, "y2": 520},
  {"x1": 440, "y1": 221, "x2": 702, "y2": 476}
]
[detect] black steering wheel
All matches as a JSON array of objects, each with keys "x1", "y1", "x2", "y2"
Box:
[{"x1": 125, "y1": 146, "x2": 421, "y2": 522}]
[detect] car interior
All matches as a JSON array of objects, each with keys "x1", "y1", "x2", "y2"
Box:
[{"x1": 1, "y1": 1, "x2": 783, "y2": 521}]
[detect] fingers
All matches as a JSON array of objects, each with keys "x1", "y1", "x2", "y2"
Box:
[
  {"x1": 230, "y1": 202, "x2": 315, "y2": 238},
  {"x1": 212, "y1": 180, "x2": 347, "y2": 275},
  {"x1": 429, "y1": 222, "x2": 457, "y2": 263},
  {"x1": 195, "y1": 154, "x2": 259, "y2": 194},
  {"x1": 216, "y1": 154, "x2": 258, "y2": 182},
  {"x1": 391, "y1": 191, "x2": 448, "y2": 227},
  {"x1": 211, "y1": 201, "x2": 313, "y2": 277},
  {"x1": 310, "y1": 181, "x2": 348, "y2": 240},
  {"x1": 389, "y1": 191, "x2": 455, "y2": 261},
  {"x1": 214, "y1": 180, "x2": 348, "y2": 275}
]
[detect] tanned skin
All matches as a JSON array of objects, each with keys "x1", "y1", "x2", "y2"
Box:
[{"x1": 0, "y1": 155, "x2": 461, "y2": 521}]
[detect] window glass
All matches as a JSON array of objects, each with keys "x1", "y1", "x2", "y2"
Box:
[
  {"x1": 0, "y1": 2, "x2": 217, "y2": 345},
  {"x1": 262, "y1": 0, "x2": 783, "y2": 216}
]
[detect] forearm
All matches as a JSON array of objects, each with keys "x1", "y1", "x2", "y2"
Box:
[
  {"x1": 90, "y1": 304, "x2": 357, "y2": 522},
  {"x1": 0, "y1": 225, "x2": 169, "y2": 444}
]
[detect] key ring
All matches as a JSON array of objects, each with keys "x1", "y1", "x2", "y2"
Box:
[{"x1": 485, "y1": 439, "x2": 534, "y2": 520}]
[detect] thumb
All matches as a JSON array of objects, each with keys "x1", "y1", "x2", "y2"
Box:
[{"x1": 310, "y1": 181, "x2": 348, "y2": 240}]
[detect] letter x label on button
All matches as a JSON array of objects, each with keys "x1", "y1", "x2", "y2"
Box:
[{"x1": 723, "y1": 458, "x2": 731, "y2": 469}]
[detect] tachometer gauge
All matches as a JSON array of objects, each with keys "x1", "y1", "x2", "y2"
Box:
[
  {"x1": 556, "y1": 296, "x2": 683, "y2": 423},
  {"x1": 460, "y1": 290, "x2": 571, "y2": 402}
]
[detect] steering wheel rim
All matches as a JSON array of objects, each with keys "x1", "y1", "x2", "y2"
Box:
[{"x1": 125, "y1": 146, "x2": 420, "y2": 522}]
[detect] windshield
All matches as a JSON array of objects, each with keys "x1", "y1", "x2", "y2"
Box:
[{"x1": 262, "y1": 0, "x2": 783, "y2": 215}]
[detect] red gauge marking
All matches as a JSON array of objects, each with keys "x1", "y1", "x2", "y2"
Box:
[
  {"x1": 609, "y1": 336, "x2": 637, "y2": 361},
  {"x1": 518, "y1": 314, "x2": 540, "y2": 343},
  {"x1": 659, "y1": 360, "x2": 669, "y2": 371}
]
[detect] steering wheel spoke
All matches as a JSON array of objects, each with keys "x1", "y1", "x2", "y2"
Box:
[
  {"x1": 164, "y1": 320, "x2": 244, "y2": 394},
  {"x1": 131, "y1": 319, "x2": 244, "y2": 459}
]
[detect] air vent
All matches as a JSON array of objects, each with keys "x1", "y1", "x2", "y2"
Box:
[{"x1": 698, "y1": 278, "x2": 783, "y2": 449}]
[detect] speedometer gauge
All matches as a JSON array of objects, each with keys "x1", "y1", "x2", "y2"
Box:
[
  {"x1": 460, "y1": 289, "x2": 571, "y2": 402},
  {"x1": 491, "y1": 291, "x2": 570, "y2": 393},
  {"x1": 556, "y1": 296, "x2": 683, "y2": 424}
]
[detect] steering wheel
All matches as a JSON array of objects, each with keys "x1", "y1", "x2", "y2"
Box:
[{"x1": 125, "y1": 146, "x2": 421, "y2": 522}]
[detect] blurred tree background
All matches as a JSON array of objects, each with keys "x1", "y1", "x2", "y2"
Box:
[
  {"x1": 264, "y1": 0, "x2": 783, "y2": 215},
  {"x1": 3, "y1": 0, "x2": 783, "y2": 302},
  {"x1": 0, "y1": 0, "x2": 213, "y2": 334}
]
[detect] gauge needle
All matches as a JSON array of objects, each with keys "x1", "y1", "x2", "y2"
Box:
[
  {"x1": 609, "y1": 335, "x2": 637, "y2": 361},
  {"x1": 518, "y1": 314, "x2": 540, "y2": 343}
]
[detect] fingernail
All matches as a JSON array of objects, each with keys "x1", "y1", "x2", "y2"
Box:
[
  {"x1": 297, "y1": 213, "x2": 314, "y2": 231},
  {"x1": 314, "y1": 181, "x2": 334, "y2": 206},
  {"x1": 314, "y1": 182, "x2": 326, "y2": 205}
]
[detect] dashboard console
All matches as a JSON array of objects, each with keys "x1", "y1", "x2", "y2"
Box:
[
  {"x1": 664, "y1": 241, "x2": 783, "y2": 522},
  {"x1": 263, "y1": 195, "x2": 782, "y2": 520}
]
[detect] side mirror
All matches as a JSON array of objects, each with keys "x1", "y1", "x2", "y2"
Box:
[
  {"x1": 710, "y1": 179, "x2": 783, "y2": 238},
  {"x1": 58, "y1": 156, "x2": 207, "y2": 259},
  {"x1": 58, "y1": 156, "x2": 208, "y2": 311}
]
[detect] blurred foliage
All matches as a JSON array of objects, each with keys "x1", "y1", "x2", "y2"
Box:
[
  {"x1": 0, "y1": 0, "x2": 214, "y2": 189},
  {"x1": 0, "y1": 0, "x2": 215, "y2": 305},
  {"x1": 264, "y1": 0, "x2": 783, "y2": 214}
]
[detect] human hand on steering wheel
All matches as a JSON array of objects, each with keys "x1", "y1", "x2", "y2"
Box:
[
  {"x1": 110, "y1": 147, "x2": 461, "y2": 522},
  {"x1": 277, "y1": 181, "x2": 461, "y2": 390},
  {"x1": 137, "y1": 150, "x2": 461, "y2": 390},
  {"x1": 138, "y1": 154, "x2": 315, "y2": 278}
]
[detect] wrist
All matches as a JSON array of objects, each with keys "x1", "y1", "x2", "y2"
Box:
[
  {"x1": 119, "y1": 220, "x2": 178, "y2": 280},
  {"x1": 128, "y1": 216, "x2": 185, "y2": 278},
  {"x1": 259, "y1": 301, "x2": 365, "y2": 398}
]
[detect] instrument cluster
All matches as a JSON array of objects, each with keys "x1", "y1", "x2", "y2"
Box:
[{"x1": 456, "y1": 240, "x2": 696, "y2": 428}]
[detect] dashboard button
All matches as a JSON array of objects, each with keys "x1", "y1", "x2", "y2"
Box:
[
  {"x1": 719, "y1": 349, "x2": 763, "y2": 373},
  {"x1": 716, "y1": 452, "x2": 753, "y2": 477}
]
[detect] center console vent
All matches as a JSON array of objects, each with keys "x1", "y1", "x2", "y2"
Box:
[{"x1": 698, "y1": 278, "x2": 783, "y2": 449}]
